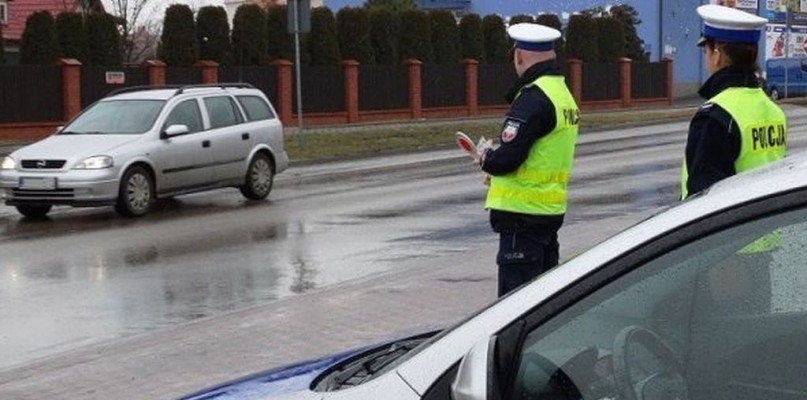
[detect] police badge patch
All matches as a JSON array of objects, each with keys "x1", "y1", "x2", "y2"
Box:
[{"x1": 501, "y1": 120, "x2": 520, "y2": 143}]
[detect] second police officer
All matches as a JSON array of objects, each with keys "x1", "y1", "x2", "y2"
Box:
[
  {"x1": 476, "y1": 23, "x2": 579, "y2": 297},
  {"x1": 682, "y1": 4, "x2": 787, "y2": 200}
]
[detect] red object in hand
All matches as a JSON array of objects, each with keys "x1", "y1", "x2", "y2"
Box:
[{"x1": 455, "y1": 131, "x2": 477, "y2": 157}]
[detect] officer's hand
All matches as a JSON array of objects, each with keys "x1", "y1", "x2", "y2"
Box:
[{"x1": 483, "y1": 174, "x2": 491, "y2": 187}]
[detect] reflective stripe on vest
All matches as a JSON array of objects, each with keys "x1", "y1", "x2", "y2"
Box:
[
  {"x1": 485, "y1": 75, "x2": 579, "y2": 215},
  {"x1": 681, "y1": 87, "x2": 787, "y2": 200}
]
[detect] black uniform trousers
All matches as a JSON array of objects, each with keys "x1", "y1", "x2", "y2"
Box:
[{"x1": 496, "y1": 229, "x2": 560, "y2": 297}]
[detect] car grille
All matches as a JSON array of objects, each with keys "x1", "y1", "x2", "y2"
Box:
[
  {"x1": 11, "y1": 188, "x2": 75, "y2": 199},
  {"x1": 21, "y1": 160, "x2": 67, "y2": 169}
]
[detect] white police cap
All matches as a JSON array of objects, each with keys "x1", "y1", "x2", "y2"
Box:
[
  {"x1": 507, "y1": 23, "x2": 562, "y2": 52},
  {"x1": 697, "y1": 4, "x2": 768, "y2": 46}
]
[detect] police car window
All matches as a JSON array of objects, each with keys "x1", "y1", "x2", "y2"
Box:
[
  {"x1": 237, "y1": 96, "x2": 275, "y2": 121},
  {"x1": 508, "y1": 207, "x2": 807, "y2": 400},
  {"x1": 163, "y1": 99, "x2": 203, "y2": 133},
  {"x1": 204, "y1": 96, "x2": 240, "y2": 129}
]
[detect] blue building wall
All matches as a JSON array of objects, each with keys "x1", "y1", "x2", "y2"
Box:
[{"x1": 323, "y1": 0, "x2": 712, "y2": 95}]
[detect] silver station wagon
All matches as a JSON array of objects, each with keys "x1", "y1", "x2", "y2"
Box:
[{"x1": 0, "y1": 84, "x2": 289, "y2": 218}]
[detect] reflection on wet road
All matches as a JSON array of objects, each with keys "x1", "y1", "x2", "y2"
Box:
[{"x1": 2, "y1": 116, "x2": 807, "y2": 370}]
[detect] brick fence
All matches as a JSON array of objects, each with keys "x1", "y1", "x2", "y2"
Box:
[{"x1": 0, "y1": 57, "x2": 673, "y2": 142}]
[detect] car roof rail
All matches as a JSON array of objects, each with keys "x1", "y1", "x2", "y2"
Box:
[
  {"x1": 174, "y1": 83, "x2": 255, "y2": 96},
  {"x1": 107, "y1": 85, "x2": 184, "y2": 97}
]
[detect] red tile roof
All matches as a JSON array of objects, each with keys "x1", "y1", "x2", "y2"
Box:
[{"x1": 2, "y1": 0, "x2": 82, "y2": 43}]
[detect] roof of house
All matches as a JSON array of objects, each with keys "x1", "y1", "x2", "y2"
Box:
[{"x1": 2, "y1": 0, "x2": 104, "y2": 43}]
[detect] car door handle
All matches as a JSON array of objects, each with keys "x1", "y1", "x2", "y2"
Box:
[
  {"x1": 242, "y1": 133, "x2": 250, "y2": 140},
  {"x1": 202, "y1": 140, "x2": 211, "y2": 148}
]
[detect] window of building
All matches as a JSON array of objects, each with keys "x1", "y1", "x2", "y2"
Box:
[{"x1": 0, "y1": 1, "x2": 8, "y2": 25}]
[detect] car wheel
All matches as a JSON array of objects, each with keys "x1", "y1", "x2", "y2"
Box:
[
  {"x1": 240, "y1": 153, "x2": 274, "y2": 200},
  {"x1": 16, "y1": 204, "x2": 52, "y2": 219},
  {"x1": 771, "y1": 88, "x2": 780, "y2": 101},
  {"x1": 115, "y1": 166, "x2": 154, "y2": 217}
]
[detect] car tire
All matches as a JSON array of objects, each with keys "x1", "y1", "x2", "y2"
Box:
[
  {"x1": 16, "y1": 204, "x2": 52, "y2": 219},
  {"x1": 115, "y1": 166, "x2": 154, "y2": 217},
  {"x1": 771, "y1": 88, "x2": 780, "y2": 101},
  {"x1": 240, "y1": 153, "x2": 274, "y2": 200}
]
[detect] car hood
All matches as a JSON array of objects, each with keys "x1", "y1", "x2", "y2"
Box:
[
  {"x1": 176, "y1": 347, "x2": 370, "y2": 400},
  {"x1": 11, "y1": 134, "x2": 141, "y2": 161}
]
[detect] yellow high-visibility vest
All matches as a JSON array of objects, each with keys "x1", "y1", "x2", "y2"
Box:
[
  {"x1": 485, "y1": 75, "x2": 579, "y2": 215},
  {"x1": 681, "y1": 87, "x2": 786, "y2": 199}
]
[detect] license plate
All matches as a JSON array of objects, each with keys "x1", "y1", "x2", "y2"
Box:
[{"x1": 19, "y1": 177, "x2": 57, "y2": 190}]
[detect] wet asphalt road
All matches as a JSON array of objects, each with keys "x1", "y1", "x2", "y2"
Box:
[{"x1": 3, "y1": 110, "x2": 807, "y2": 372}]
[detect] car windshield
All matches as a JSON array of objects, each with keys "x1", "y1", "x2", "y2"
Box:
[{"x1": 61, "y1": 100, "x2": 165, "y2": 135}]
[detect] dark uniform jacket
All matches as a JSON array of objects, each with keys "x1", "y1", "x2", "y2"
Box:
[
  {"x1": 481, "y1": 60, "x2": 565, "y2": 234},
  {"x1": 685, "y1": 66, "x2": 760, "y2": 196}
]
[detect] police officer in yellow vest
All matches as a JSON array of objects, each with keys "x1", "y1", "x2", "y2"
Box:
[
  {"x1": 682, "y1": 5, "x2": 787, "y2": 200},
  {"x1": 476, "y1": 23, "x2": 579, "y2": 297}
]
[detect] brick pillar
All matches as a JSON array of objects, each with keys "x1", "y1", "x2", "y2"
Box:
[
  {"x1": 144, "y1": 60, "x2": 167, "y2": 86},
  {"x1": 618, "y1": 58, "x2": 632, "y2": 108},
  {"x1": 664, "y1": 58, "x2": 674, "y2": 105},
  {"x1": 463, "y1": 59, "x2": 479, "y2": 116},
  {"x1": 272, "y1": 59, "x2": 294, "y2": 126},
  {"x1": 567, "y1": 58, "x2": 583, "y2": 106},
  {"x1": 405, "y1": 59, "x2": 422, "y2": 119},
  {"x1": 59, "y1": 58, "x2": 82, "y2": 121},
  {"x1": 343, "y1": 60, "x2": 360, "y2": 123},
  {"x1": 195, "y1": 60, "x2": 219, "y2": 84}
]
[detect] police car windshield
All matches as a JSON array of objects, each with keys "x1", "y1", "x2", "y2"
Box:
[{"x1": 62, "y1": 100, "x2": 165, "y2": 135}]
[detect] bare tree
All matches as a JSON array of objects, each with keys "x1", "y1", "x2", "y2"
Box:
[{"x1": 107, "y1": 0, "x2": 161, "y2": 64}]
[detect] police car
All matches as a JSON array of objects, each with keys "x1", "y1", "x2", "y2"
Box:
[{"x1": 176, "y1": 152, "x2": 807, "y2": 400}]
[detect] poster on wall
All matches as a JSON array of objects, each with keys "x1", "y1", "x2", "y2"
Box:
[
  {"x1": 713, "y1": 0, "x2": 759, "y2": 11},
  {"x1": 766, "y1": 0, "x2": 807, "y2": 22},
  {"x1": 766, "y1": 24, "x2": 807, "y2": 59}
]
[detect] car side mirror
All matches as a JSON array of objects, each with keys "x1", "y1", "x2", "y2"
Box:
[
  {"x1": 162, "y1": 124, "x2": 189, "y2": 139},
  {"x1": 451, "y1": 337, "x2": 496, "y2": 400}
]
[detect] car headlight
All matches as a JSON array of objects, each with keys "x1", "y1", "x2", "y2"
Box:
[
  {"x1": 74, "y1": 156, "x2": 114, "y2": 170},
  {"x1": 0, "y1": 157, "x2": 16, "y2": 170}
]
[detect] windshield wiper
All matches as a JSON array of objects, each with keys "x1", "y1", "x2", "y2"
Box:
[
  {"x1": 59, "y1": 131, "x2": 107, "y2": 135},
  {"x1": 332, "y1": 341, "x2": 420, "y2": 387}
]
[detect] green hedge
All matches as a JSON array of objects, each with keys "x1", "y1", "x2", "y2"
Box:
[
  {"x1": 337, "y1": 7, "x2": 374, "y2": 64},
  {"x1": 567, "y1": 14, "x2": 598, "y2": 62},
  {"x1": 368, "y1": 7, "x2": 398, "y2": 64},
  {"x1": 459, "y1": 14, "x2": 485, "y2": 63},
  {"x1": 197, "y1": 6, "x2": 231, "y2": 65},
  {"x1": 86, "y1": 13, "x2": 121, "y2": 66},
  {"x1": 56, "y1": 13, "x2": 86, "y2": 62},
  {"x1": 430, "y1": 10, "x2": 460, "y2": 63},
  {"x1": 398, "y1": 9, "x2": 431, "y2": 62},
  {"x1": 160, "y1": 4, "x2": 197, "y2": 66},
  {"x1": 20, "y1": 11, "x2": 58, "y2": 65},
  {"x1": 308, "y1": 7, "x2": 341, "y2": 65},
  {"x1": 597, "y1": 17, "x2": 625, "y2": 62},
  {"x1": 482, "y1": 14, "x2": 508, "y2": 64},
  {"x1": 232, "y1": 4, "x2": 268, "y2": 66}
]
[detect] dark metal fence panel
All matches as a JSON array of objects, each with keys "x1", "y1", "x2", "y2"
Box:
[
  {"x1": 80, "y1": 66, "x2": 149, "y2": 107},
  {"x1": 422, "y1": 63, "x2": 465, "y2": 108},
  {"x1": 0, "y1": 65, "x2": 63, "y2": 123},
  {"x1": 478, "y1": 64, "x2": 516, "y2": 106},
  {"x1": 294, "y1": 65, "x2": 344, "y2": 114},
  {"x1": 165, "y1": 67, "x2": 201, "y2": 85},
  {"x1": 632, "y1": 62, "x2": 668, "y2": 99},
  {"x1": 359, "y1": 64, "x2": 409, "y2": 111},
  {"x1": 582, "y1": 63, "x2": 620, "y2": 101},
  {"x1": 219, "y1": 66, "x2": 278, "y2": 107}
]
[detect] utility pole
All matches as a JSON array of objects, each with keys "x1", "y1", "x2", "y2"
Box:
[
  {"x1": 288, "y1": 0, "x2": 310, "y2": 148},
  {"x1": 785, "y1": 3, "x2": 791, "y2": 99}
]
